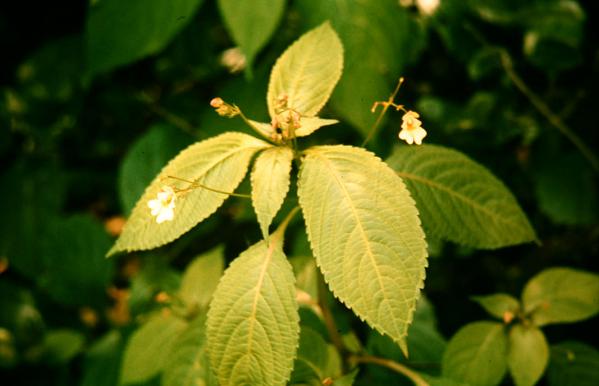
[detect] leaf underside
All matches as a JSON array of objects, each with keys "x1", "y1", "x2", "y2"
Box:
[
  {"x1": 251, "y1": 146, "x2": 294, "y2": 238},
  {"x1": 109, "y1": 132, "x2": 270, "y2": 255},
  {"x1": 298, "y1": 145, "x2": 428, "y2": 353},
  {"x1": 267, "y1": 22, "x2": 343, "y2": 118},
  {"x1": 207, "y1": 240, "x2": 299, "y2": 386}
]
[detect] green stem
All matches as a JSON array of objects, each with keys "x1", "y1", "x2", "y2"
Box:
[
  {"x1": 317, "y1": 272, "x2": 348, "y2": 357},
  {"x1": 235, "y1": 106, "x2": 277, "y2": 144},
  {"x1": 271, "y1": 206, "x2": 300, "y2": 242},
  {"x1": 362, "y1": 77, "x2": 405, "y2": 147},
  {"x1": 498, "y1": 51, "x2": 599, "y2": 172},
  {"x1": 351, "y1": 355, "x2": 429, "y2": 386},
  {"x1": 165, "y1": 175, "x2": 251, "y2": 198},
  {"x1": 137, "y1": 92, "x2": 197, "y2": 136}
]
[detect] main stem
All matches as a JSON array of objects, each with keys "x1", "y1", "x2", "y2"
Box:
[
  {"x1": 362, "y1": 77, "x2": 405, "y2": 147},
  {"x1": 499, "y1": 51, "x2": 599, "y2": 172},
  {"x1": 317, "y1": 272, "x2": 347, "y2": 357},
  {"x1": 351, "y1": 355, "x2": 430, "y2": 386}
]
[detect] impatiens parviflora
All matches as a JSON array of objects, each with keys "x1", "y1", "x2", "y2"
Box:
[
  {"x1": 399, "y1": 110, "x2": 427, "y2": 145},
  {"x1": 147, "y1": 186, "x2": 177, "y2": 224}
]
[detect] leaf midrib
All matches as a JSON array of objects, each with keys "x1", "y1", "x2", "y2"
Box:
[
  {"x1": 313, "y1": 151, "x2": 394, "y2": 329},
  {"x1": 396, "y1": 170, "x2": 527, "y2": 231},
  {"x1": 465, "y1": 324, "x2": 503, "y2": 382},
  {"x1": 245, "y1": 238, "x2": 281, "y2": 371}
]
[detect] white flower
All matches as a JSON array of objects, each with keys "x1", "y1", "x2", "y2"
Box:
[
  {"x1": 416, "y1": 0, "x2": 440, "y2": 16},
  {"x1": 147, "y1": 186, "x2": 176, "y2": 224},
  {"x1": 399, "y1": 110, "x2": 427, "y2": 145}
]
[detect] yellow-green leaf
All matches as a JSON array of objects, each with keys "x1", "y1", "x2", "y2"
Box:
[
  {"x1": 108, "y1": 132, "x2": 270, "y2": 255},
  {"x1": 179, "y1": 246, "x2": 225, "y2": 309},
  {"x1": 206, "y1": 239, "x2": 299, "y2": 385},
  {"x1": 522, "y1": 267, "x2": 599, "y2": 326},
  {"x1": 267, "y1": 22, "x2": 343, "y2": 118},
  {"x1": 120, "y1": 313, "x2": 187, "y2": 384},
  {"x1": 508, "y1": 325, "x2": 549, "y2": 386},
  {"x1": 295, "y1": 117, "x2": 339, "y2": 137},
  {"x1": 386, "y1": 144, "x2": 537, "y2": 249},
  {"x1": 251, "y1": 147, "x2": 294, "y2": 238},
  {"x1": 442, "y1": 321, "x2": 508, "y2": 386},
  {"x1": 298, "y1": 145, "x2": 427, "y2": 353},
  {"x1": 162, "y1": 315, "x2": 218, "y2": 386},
  {"x1": 472, "y1": 293, "x2": 521, "y2": 321}
]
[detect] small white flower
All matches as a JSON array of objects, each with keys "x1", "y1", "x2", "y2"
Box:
[
  {"x1": 147, "y1": 186, "x2": 176, "y2": 224},
  {"x1": 399, "y1": 110, "x2": 427, "y2": 145},
  {"x1": 416, "y1": 0, "x2": 440, "y2": 16}
]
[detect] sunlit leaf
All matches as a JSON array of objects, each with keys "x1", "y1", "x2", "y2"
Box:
[
  {"x1": 295, "y1": 117, "x2": 338, "y2": 137},
  {"x1": 179, "y1": 246, "x2": 225, "y2": 309},
  {"x1": 251, "y1": 146, "x2": 293, "y2": 238},
  {"x1": 109, "y1": 132, "x2": 270, "y2": 255},
  {"x1": 442, "y1": 321, "x2": 508, "y2": 386},
  {"x1": 386, "y1": 144, "x2": 537, "y2": 249},
  {"x1": 267, "y1": 22, "x2": 343, "y2": 118},
  {"x1": 207, "y1": 238, "x2": 299, "y2": 385},
  {"x1": 85, "y1": 0, "x2": 204, "y2": 76},
  {"x1": 217, "y1": 0, "x2": 285, "y2": 73},
  {"x1": 298, "y1": 145, "x2": 427, "y2": 353},
  {"x1": 297, "y1": 0, "x2": 425, "y2": 135},
  {"x1": 472, "y1": 293, "x2": 520, "y2": 321},
  {"x1": 508, "y1": 325, "x2": 549, "y2": 386},
  {"x1": 522, "y1": 267, "x2": 599, "y2": 326},
  {"x1": 162, "y1": 315, "x2": 218, "y2": 386},
  {"x1": 120, "y1": 313, "x2": 187, "y2": 384}
]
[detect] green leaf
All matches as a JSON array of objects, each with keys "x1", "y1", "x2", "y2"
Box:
[
  {"x1": 297, "y1": 0, "x2": 425, "y2": 135},
  {"x1": 162, "y1": 315, "x2": 218, "y2": 386},
  {"x1": 534, "y1": 153, "x2": 598, "y2": 225},
  {"x1": 206, "y1": 239, "x2": 299, "y2": 386},
  {"x1": 290, "y1": 256, "x2": 319, "y2": 302},
  {"x1": 120, "y1": 313, "x2": 187, "y2": 384},
  {"x1": 522, "y1": 267, "x2": 599, "y2": 326},
  {"x1": 267, "y1": 22, "x2": 343, "y2": 118},
  {"x1": 0, "y1": 162, "x2": 64, "y2": 278},
  {"x1": 129, "y1": 256, "x2": 181, "y2": 316},
  {"x1": 109, "y1": 132, "x2": 270, "y2": 255},
  {"x1": 43, "y1": 329, "x2": 85, "y2": 364},
  {"x1": 40, "y1": 215, "x2": 113, "y2": 307},
  {"x1": 290, "y1": 326, "x2": 342, "y2": 385},
  {"x1": 298, "y1": 145, "x2": 427, "y2": 353},
  {"x1": 472, "y1": 294, "x2": 520, "y2": 321},
  {"x1": 119, "y1": 124, "x2": 192, "y2": 214},
  {"x1": 442, "y1": 321, "x2": 508, "y2": 386},
  {"x1": 251, "y1": 146, "x2": 293, "y2": 238},
  {"x1": 386, "y1": 144, "x2": 537, "y2": 249},
  {"x1": 217, "y1": 0, "x2": 285, "y2": 73},
  {"x1": 295, "y1": 117, "x2": 339, "y2": 137},
  {"x1": 82, "y1": 331, "x2": 124, "y2": 386},
  {"x1": 179, "y1": 246, "x2": 225, "y2": 309},
  {"x1": 332, "y1": 369, "x2": 360, "y2": 386},
  {"x1": 508, "y1": 325, "x2": 549, "y2": 386},
  {"x1": 548, "y1": 341, "x2": 599, "y2": 386},
  {"x1": 85, "y1": 0, "x2": 204, "y2": 76}
]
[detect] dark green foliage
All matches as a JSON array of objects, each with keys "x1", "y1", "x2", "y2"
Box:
[{"x1": 0, "y1": 0, "x2": 597, "y2": 385}]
